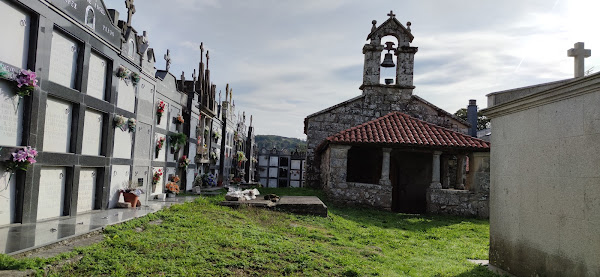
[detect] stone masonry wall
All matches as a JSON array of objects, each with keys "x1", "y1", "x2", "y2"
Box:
[
  {"x1": 305, "y1": 92, "x2": 468, "y2": 188},
  {"x1": 321, "y1": 145, "x2": 392, "y2": 209}
]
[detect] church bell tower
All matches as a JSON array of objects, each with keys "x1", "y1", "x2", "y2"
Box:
[{"x1": 362, "y1": 11, "x2": 418, "y2": 95}]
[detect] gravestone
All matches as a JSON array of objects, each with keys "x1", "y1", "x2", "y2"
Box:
[
  {"x1": 188, "y1": 143, "x2": 197, "y2": 163},
  {"x1": 268, "y1": 167, "x2": 278, "y2": 178},
  {"x1": 186, "y1": 168, "x2": 194, "y2": 191},
  {"x1": 0, "y1": 80, "x2": 24, "y2": 146},
  {"x1": 113, "y1": 126, "x2": 132, "y2": 159},
  {"x1": 43, "y1": 97, "x2": 72, "y2": 153},
  {"x1": 268, "y1": 179, "x2": 277, "y2": 188},
  {"x1": 77, "y1": 168, "x2": 97, "y2": 213},
  {"x1": 0, "y1": 170, "x2": 16, "y2": 225},
  {"x1": 37, "y1": 167, "x2": 66, "y2": 220},
  {"x1": 108, "y1": 165, "x2": 129, "y2": 208},
  {"x1": 134, "y1": 122, "x2": 151, "y2": 160},
  {"x1": 168, "y1": 106, "x2": 180, "y2": 133},
  {"x1": 117, "y1": 75, "x2": 135, "y2": 112},
  {"x1": 153, "y1": 133, "x2": 166, "y2": 161},
  {"x1": 291, "y1": 160, "x2": 301, "y2": 170},
  {"x1": 132, "y1": 166, "x2": 148, "y2": 204},
  {"x1": 0, "y1": 0, "x2": 31, "y2": 69},
  {"x1": 81, "y1": 109, "x2": 103, "y2": 156},
  {"x1": 136, "y1": 79, "x2": 154, "y2": 120},
  {"x1": 259, "y1": 156, "x2": 268, "y2": 167},
  {"x1": 86, "y1": 52, "x2": 108, "y2": 100},
  {"x1": 190, "y1": 117, "x2": 198, "y2": 142},
  {"x1": 151, "y1": 167, "x2": 163, "y2": 194},
  {"x1": 269, "y1": 157, "x2": 278, "y2": 167},
  {"x1": 48, "y1": 31, "x2": 79, "y2": 89},
  {"x1": 156, "y1": 99, "x2": 168, "y2": 129}
]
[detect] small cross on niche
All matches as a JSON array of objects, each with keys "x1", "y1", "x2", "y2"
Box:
[
  {"x1": 164, "y1": 49, "x2": 171, "y2": 72},
  {"x1": 125, "y1": 0, "x2": 136, "y2": 27}
]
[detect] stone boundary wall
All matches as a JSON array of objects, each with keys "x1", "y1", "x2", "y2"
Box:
[
  {"x1": 326, "y1": 182, "x2": 392, "y2": 209},
  {"x1": 427, "y1": 189, "x2": 489, "y2": 218}
]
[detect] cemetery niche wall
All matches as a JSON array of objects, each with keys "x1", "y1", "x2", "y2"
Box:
[
  {"x1": 304, "y1": 11, "x2": 490, "y2": 216},
  {"x1": 0, "y1": 0, "x2": 257, "y2": 227}
]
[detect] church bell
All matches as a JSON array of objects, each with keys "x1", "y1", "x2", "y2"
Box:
[{"x1": 381, "y1": 53, "x2": 395, "y2": 68}]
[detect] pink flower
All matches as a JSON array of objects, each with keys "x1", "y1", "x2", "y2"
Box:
[
  {"x1": 12, "y1": 150, "x2": 28, "y2": 162},
  {"x1": 27, "y1": 157, "x2": 36, "y2": 164}
]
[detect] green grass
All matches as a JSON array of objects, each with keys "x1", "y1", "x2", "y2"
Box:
[{"x1": 0, "y1": 188, "x2": 496, "y2": 276}]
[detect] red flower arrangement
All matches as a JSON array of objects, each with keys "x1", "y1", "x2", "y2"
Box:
[
  {"x1": 156, "y1": 101, "x2": 166, "y2": 124},
  {"x1": 152, "y1": 169, "x2": 163, "y2": 186}
]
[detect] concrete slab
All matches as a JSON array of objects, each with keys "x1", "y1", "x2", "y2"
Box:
[
  {"x1": 220, "y1": 196, "x2": 328, "y2": 217},
  {"x1": 0, "y1": 196, "x2": 198, "y2": 255},
  {"x1": 276, "y1": 196, "x2": 328, "y2": 217}
]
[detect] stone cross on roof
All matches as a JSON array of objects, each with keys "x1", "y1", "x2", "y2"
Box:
[
  {"x1": 568, "y1": 42, "x2": 591, "y2": 78},
  {"x1": 200, "y1": 42, "x2": 204, "y2": 63},
  {"x1": 164, "y1": 49, "x2": 171, "y2": 72},
  {"x1": 181, "y1": 71, "x2": 185, "y2": 86},
  {"x1": 387, "y1": 10, "x2": 395, "y2": 18},
  {"x1": 125, "y1": 0, "x2": 136, "y2": 27},
  {"x1": 192, "y1": 69, "x2": 197, "y2": 82},
  {"x1": 206, "y1": 50, "x2": 210, "y2": 68}
]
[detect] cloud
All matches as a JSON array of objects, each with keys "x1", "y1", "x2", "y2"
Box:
[{"x1": 100, "y1": 0, "x2": 600, "y2": 138}]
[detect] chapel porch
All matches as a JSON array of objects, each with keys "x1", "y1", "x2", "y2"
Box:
[{"x1": 316, "y1": 112, "x2": 490, "y2": 217}]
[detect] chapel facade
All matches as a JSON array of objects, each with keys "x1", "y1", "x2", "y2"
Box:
[{"x1": 304, "y1": 11, "x2": 491, "y2": 216}]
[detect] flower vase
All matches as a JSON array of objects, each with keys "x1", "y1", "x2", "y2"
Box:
[
  {"x1": 155, "y1": 150, "x2": 159, "y2": 159},
  {"x1": 157, "y1": 115, "x2": 162, "y2": 125},
  {"x1": 122, "y1": 192, "x2": 140, "y2": 208}
]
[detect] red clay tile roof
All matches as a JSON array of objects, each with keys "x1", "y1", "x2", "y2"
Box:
[{"x1": 321, "y1": 112, "x2": 490, "y2": 151}]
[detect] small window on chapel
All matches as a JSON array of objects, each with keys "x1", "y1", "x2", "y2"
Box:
[{"x1": 85, "y1": 6, "x2": 95, "y2": 29}]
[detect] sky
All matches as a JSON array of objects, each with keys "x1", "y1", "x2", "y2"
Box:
[{"x1": 104, "y1": 0, "x2": 600, "y2": 139}]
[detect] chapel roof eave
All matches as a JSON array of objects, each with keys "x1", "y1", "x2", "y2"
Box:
[{"x1": 316, "y1": 111, "x2": 490, "y2": 154}]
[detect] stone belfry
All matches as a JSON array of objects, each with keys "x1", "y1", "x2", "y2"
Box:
[{"x1": 362, "y1": 11, "x2": 418, "y2": 98}]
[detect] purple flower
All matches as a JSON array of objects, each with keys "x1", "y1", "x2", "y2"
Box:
[
  {"x1": 12, "y1": 150, "x2": 28, "y2": 162},
  {"x1": 27, "y1": 156, "x2": 36, "y2": 164}
]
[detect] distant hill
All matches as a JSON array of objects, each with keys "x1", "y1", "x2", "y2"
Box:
[{"x1": 255, "y1": 135, "x2": 306, "y2": 152}]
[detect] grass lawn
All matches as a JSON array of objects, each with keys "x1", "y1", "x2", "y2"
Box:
[{"x1": 0, "y1": 188, "x2": 496, "y2": 276}]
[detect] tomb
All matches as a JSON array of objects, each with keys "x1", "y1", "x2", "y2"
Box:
[{"x1": 220, "y1": 196, "x2": 328, "y2": 217}]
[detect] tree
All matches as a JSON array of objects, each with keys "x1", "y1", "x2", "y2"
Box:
[{"x1": 454, "y1": 108, "x2": 490, "y2": 131}]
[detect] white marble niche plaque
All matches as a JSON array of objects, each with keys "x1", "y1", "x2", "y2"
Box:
[
  {"x1": 186, "y1": 169, "x2": 195, "y2": 191},
  {"x1": 0, "y1": 0, "x2": 30, "y2": 68},
  {"x1": 82, "y1": 109, "x2": 103, "y2": 156},
  {"x1": 86, "y1": 52, "x2": 108, "y2": 100},
  {"x1": 117, "y1": 73, "x2": 136, "y2": 112},
  {"x1": 0, "y1": 169, "x2": 17, "y2": 225},
  {"x1": 43, "y1": 97, "x2": 73, "y2": 153},
  {"x1": 108, "y1": 165, "x2": 130, "y2": 208},
  {"x1": 37, "y1": 167, "x2": 66, "y2": 220},
  {"x1": 0, "y1": 80, "x2": 24, "y2": 147},
  {"x1": 49, "y1": 31, "x2": 79, "y2": 89},
  {"x1": 77, "y1": 168, "x2": 97, "y2": 213},
  {"x1": 113, "y1": 126, "x2": 132, "y2": 159}
]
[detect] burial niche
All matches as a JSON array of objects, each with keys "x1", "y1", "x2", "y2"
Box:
[{"x1": 346, "y1": 146, "x2": 382, "y2": 184}]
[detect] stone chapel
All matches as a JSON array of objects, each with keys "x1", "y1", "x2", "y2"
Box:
[{"x1": 304, "y1": 11, "x2": 491, "y2": 216}]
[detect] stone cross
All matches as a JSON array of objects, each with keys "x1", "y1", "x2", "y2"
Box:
[
  {"x1": 387, "y1": 10, "x2": 395, "y2": 18},
  {"x1": 200, "y1": 43, "x2": 204, "y2": 63},
  {"x1": 181, "y1": 71, "x2": 185, "y2": 84},
  {"x1": 567, "y1": 42, "x2": 591, "y2": 78},
  {"x1": 164, "y1": 49, "x2": 171, "y2": 71},
  {"x1": 125, "y1": 0, "x2": 136, "y2": 27},
  {"x1": 206, "y1": 50, "x2": 210, "y2": 68},
  {"x1": 192, "y1": 69, "x2": 197, "y2": 82},
  {"x1": 219, "y1": 90, "x2": 221, "y2": 103}
]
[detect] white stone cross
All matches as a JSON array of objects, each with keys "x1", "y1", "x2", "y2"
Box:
[
  {"x1": 567, "y1": 42, "x2": 591, "y2": 78},
  {"x1": 164, "y1": 49, "x2": 171, "y2": 72}
]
